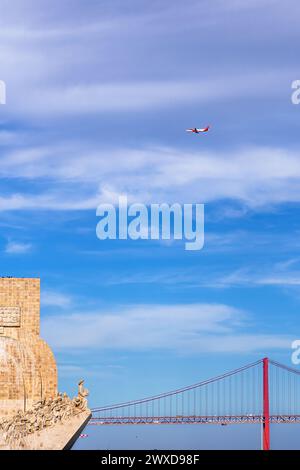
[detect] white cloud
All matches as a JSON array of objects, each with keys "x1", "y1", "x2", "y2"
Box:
[
  {"x1": 0, "y1": 0, "x2": 297, "y2": 118},
  {"x1": 41, "y1": 290, "x2": 72, "y2": 308},
  {"x1": 0, "y1": 0, "x2": 299, "y2": 216},
  {"x1": 4, "y1": 241, "x2": 32, "y2": 254},
  {"x1": 0, "y1": 131, "x2": 20, "y2": 146},
  {"x1": 0, "y1": 144, "x2": 300, "y2": 212},
  {"x1": 0, "y1": 191, "x2": 101, "y2": 211},
  {"x1": 41, "y1": 303, "x2": 290, "y2": 354},
  {"x1": 257, "y1": 275, "x2": 300, "y2": 287},
  {"x1": 0, "y1": 1, "x2": 298, "y2": 215},
  {"x1": 7, "y1": 70, "x2": 290, "y2": 117},
  {"x1": 196, "y1": 261, "x2": 300, "y2": 290},
  {"x1": 58, "y1": 363, "x2": 124, "y2": 379}
]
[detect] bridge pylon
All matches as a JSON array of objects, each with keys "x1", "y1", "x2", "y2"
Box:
[{"x1": 262, "y1": 357, "x2": 270, "y2": 451}]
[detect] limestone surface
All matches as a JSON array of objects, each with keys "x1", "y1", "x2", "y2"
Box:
[
  {"x1": 0, "y1": 278, "x2": 57, "y2": 416},
  {"x1": 0, "y1": 278, "x2": 90, "y2": 450}
]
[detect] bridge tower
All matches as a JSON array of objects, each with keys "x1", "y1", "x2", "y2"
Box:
[{"x1": 262, "y1": 357, "x2": 270, "y2": 451}]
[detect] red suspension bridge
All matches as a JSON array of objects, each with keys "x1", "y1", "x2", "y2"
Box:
[{"x1": 90, "y1": 358, "x2": 300, "y2": 450}]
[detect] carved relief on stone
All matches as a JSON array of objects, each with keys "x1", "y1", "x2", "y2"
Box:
[
  {"x1": 0, "y1": 307, "x2": 21, "y2": 327},
  {"x1": 0, "y1": 380, "x2": 89, "y2": 448}
]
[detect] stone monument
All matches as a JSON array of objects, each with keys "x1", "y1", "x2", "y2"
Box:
[{"x1": 0, "y1": 278, "x2": 91, "y2": 450}]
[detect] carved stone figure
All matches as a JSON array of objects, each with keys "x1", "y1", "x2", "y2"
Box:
[
  {"x1": 0, "y1": 381, "x2": 90, "y2": 447},
  {"x1": 78, "y1": 379, "x2": 89, "y2": 397}
]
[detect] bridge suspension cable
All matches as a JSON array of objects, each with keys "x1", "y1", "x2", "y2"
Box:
[
  {"x1": 91, "y1": 358, "x2": 263, "y2": 417},
  {"x1": 90, "y1": 357, "x2": 300, "y2": 452}
]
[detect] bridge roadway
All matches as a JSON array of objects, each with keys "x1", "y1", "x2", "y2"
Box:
[{"x1": 89, "y1": 415, "x2": 300, "y2": 425}]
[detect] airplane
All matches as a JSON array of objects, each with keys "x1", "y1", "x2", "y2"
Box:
[{"x1": 186, "y1": 125, "x2": 210, "y2": 134}]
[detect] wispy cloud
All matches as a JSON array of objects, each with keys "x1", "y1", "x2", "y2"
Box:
[
  {"x1": 0, "y1": 190, "x2": 101, "y2": 211},
  {"x1": 1, "y1": 144, "x2": 300, "y2": 211},
  {"x1": 0, "y1": 0, "x2": 299, "y2": 216},
  {"x1": 8, "y1": 71, "x2": 291, "y2": 117},
  {"x1": 0, "y1": 0, "x2": 298, "y2": 119},
  {"x1": 257, "y1": 275, "x2": 300, "y2": 287},
  {"x1": 4, "y1": 241, "x2": 32, "y2": 254},
  {"x1": 197, "y1": 260, "x2": 300, "y2": 290},
  {"x1": 57, "y1": 362, "x2": 124, "y2": 379},
  {"x1": 41, "y1": 290, "x2": 72, "y2": 308},
  {"x1": 99, "y1": 253, "x2": 300, "y2": 293},
  {"x1": 42, "y1": 303, "x2": 291, "y2": 354}
]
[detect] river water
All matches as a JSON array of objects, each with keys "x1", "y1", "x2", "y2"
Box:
[{"x1": 72, "y1": 423, "x2": 300, "y2": 450}]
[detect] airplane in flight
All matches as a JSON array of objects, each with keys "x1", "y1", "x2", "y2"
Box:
[{"x1": 186, "y1": 125, "x2": 210, "y2": 134}]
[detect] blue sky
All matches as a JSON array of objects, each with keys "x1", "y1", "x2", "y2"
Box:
[{"x1": 0, "y1": 0, "x2": 300, "y2": 407}]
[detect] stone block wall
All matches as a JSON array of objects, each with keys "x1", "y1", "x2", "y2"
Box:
[{"x1": 0, "y1": 278, "x2": 57, "y2": 416}]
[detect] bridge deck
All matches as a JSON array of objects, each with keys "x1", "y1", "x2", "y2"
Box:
[{"x1": 89, "y1": 415, "x2": 300, "y2": 425}]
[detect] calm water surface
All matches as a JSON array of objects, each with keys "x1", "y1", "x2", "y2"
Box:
[{"x1": 72, "y1": 423, "x2": 300, "y2": 450}]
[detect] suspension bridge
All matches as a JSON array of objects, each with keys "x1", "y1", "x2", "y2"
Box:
[{"x1": 90, "y1": 358, "x2": 300, "y2": 450}]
